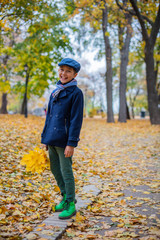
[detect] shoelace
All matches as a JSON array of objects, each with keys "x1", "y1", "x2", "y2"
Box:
[
  {"x1": 63, "y1": 200, "x2": 69, "y2": 210},
  {"x1": 60, "y1": 198, "x2": 66, "y2": 205}
]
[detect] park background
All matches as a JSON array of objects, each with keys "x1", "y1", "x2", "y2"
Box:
[
  {"x1": 0, "y1": 0, "x2": 160, "y2": 239},
  {"x1": 0, "y1": 0, "x2": 160, "y2": 123}
]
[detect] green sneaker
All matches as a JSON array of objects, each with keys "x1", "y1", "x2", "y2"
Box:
[
  {"x1": 55, "y1": 194, "x2": 66, "y2": 212},
  {"x1": 59, "y1": 201, "x2": 76, "y2": 219}
]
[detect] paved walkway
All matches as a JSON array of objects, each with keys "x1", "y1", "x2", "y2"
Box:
[{"x1": 24, "y1": 178, "x2": 102, "y2": 240}]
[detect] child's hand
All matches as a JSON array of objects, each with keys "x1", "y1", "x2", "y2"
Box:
[
  {"x1": 64, "y1": 146, "x2": 74, "y2": 158},
  {"x1": 42, "y1": 144, "x2": 48, "y2": 151}
]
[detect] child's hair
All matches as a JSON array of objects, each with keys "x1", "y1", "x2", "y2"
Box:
[
  {"x1": 58, "y1": 66, "x2": 77, "y2": 74},
  {"x1": 72, "y1": 68, "x2": 77, "y2": 74}
]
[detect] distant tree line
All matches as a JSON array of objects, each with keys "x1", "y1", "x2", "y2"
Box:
[{"x1": 0, "y1": 0, "x2": 160, "y2": 124}]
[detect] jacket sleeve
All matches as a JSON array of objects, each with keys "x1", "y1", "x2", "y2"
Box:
[
  {"x1": 41, "y1": 95, "x2": 51, "y2": 138},
  {"x1": 67, "y1": 89, "x2": 84, "y2": 147}
]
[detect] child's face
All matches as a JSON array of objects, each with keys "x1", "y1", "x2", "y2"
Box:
[{"x1": 58, "y1": 65, "x2": 78, "y2": 84}]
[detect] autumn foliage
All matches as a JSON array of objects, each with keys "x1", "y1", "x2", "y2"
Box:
[
  {"x1": 0, "y1": 115, "x2": 160, "y2": 239},
  {"x1": 20, "y1": 147, "x2": 49, "y2": 174}
]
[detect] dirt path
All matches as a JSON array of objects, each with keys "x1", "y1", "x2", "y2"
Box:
[{"x1": 61, "y1": 119, "x2": 160, "y2": 239}]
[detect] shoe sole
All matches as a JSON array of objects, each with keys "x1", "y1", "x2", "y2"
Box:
[{"x1": 59, "y1": 210, "x2": 76, "y2": 220}]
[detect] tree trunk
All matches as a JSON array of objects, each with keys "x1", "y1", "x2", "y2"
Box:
[
  {"x1": 145, "y1": 44, "x2": 160, "y2": 124},
  {"x1": 128, "y1": 0, "x2": 160, "y2": 124},
  {"x1": 102, "y1": 5, "x2": 114, "y2": 123},
  {"x1": 118, "y1": 13, "x2": 132, "y2": 122},
  {"x1": 21, "y1": 95, "x2": 25, "y2": 114},
  {"x1": 0, "y1": 93, "x2": 8, "y2": 114},
  {"x1": 116, "y1": 0, "x2": 160, "y2": 124},
  {"x1": 126, "y1": 102, "x2": 130, "y2": 119},
  {"x1": 131, "y1": 102, "x2": 134, "y2": 119},
  {"x1": 1, "y1": 54, "x2": 9, "y2": 114},
  {"x1": 21, "y1": 67, "x2": 29, "y2": 118}
]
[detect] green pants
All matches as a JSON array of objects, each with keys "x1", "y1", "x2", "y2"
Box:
[{"x1": 48, "y1": 145, "x2": 75, "y2": 202}]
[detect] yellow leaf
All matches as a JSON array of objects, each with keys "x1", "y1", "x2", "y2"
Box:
[
  {"x1": 119, "y1": 199, "x2": 126, "y2": 205},
  {"x1": 54, "y1": 186, "x2": 60, "y2": 192},
  {"x1": 20, "y1": 147, "x2": 49, "y2": 173},
  {"x1": 38, "y1": 238, "x2": 48, "y2": 240},
  {"x1": 99, "y1": 152, "x2": 105, "y2": 155},
  {"x1": 52, "y1": 205, "x2": 55, "y2": 212},
  {"x1": 105, "y1": 31, "x2": 110, "y2": 36},
  {"x1": 27, "y1": 182, "x2": 33, "y2": 187},
  {"x1": 126, "y1": 196, "x2": 133, "y2": 200},
  {"x1": 75, "y1": 212, "x2": 86, "y2": 222},
  {"x1": 0, "y1": 214, "x2": 6, "y2": 220},
  {"x1": 12, "y1": 210, "x2": 25, "y2": 217},
  {"x1": 113, "y1": 192, "x2": 124, "y2": 197},
  {"x1": 117, "y1": 223, "x2": 124, "y2": 227},
  {"x1": 86, "y1": 234, "x2": 97, "y2": 239},
  {"x1": 37, "y1": 223, "x2": 46, "y2": 228},
  {"x1": 111, "y1": 217, "x2": 119, "y2": 222}
]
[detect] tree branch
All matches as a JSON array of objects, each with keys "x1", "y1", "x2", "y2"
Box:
[
  {"x1": 129, "y1": 0, "x2": 149, "y2": 42},
  {"x1": 116, "y1": 0, "x2": 135, "y2": 16},
  {"x1": 150, "y1": 4, "x2": 160, "y2": 46},
  {"x1": 0, "y1": 10, "x2": 28, "y2": 22},
  {"x1": 116, "y1": 0, "x2": 153, "y2": 27},
  {"x1": 0, "y1": 13, "x2": 16, "y2": 21},
  {"x1": 76, "y1": 6, "x2": 100, "y2": 22},
  {"x1": 142, "y1": 15, "x2": 154, "y2": 26},
  {"x1": 133, "y1": 88, "x2": 140, "y2": 102}
]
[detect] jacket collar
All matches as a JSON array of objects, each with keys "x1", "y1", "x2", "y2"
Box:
[{"x1": 58, "y1": 85, "x2": 76, "y2": 99}]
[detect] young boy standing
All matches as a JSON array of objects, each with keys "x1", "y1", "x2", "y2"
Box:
[{"x1": 41, "y1": 58, "x2": 84, "y2": 219}]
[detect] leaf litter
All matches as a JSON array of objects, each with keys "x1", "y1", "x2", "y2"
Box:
[{"x1": 0, "y1": 115, "x2": 160, "y2": 239}]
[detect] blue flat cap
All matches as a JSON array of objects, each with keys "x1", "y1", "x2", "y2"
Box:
[{"x1": 58, "y1": 58, "x2": 81, "y2": 73}]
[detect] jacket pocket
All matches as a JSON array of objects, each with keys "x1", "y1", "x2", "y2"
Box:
[{"x1": 57, "y1": 128, "x2": 67, "y2": 140}]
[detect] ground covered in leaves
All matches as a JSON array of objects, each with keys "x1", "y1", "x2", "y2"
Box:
[{"x1": 0, "y1": 115, "x2": 160, "y2": 239}]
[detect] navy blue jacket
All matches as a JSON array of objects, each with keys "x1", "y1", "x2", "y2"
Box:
[{"x1": 41, "y1": 84, "x2": 84, "y2": 148}]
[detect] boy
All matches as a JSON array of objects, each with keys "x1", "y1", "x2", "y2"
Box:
[{"x1": 41, "y1": 58, "x2": 84, "y2": 219}]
